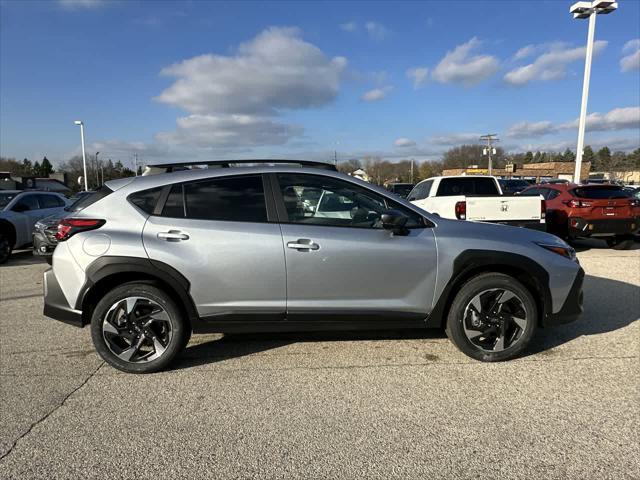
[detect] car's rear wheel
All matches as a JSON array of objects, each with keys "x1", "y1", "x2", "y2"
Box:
[
  {"x1": 605, "y1": 234, "x2": 633, "y2": 250},
  {"x1": 90, "y1": 283, "x2": 189, "y2": 373},
  {"x1": 0, "y1": 234, "x2": 12, "y2": 264},
  {"x1": 446, "y1": 273, "x2": 537, "y2": 362}
]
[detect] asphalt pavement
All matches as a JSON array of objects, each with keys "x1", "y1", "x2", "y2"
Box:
[{"x1": 0, "y1": 241, "x2": 638, "y2": 479}]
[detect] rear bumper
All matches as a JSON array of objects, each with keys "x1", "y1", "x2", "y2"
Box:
[
  {"x1": 544, "y1": 268, "x2": 584, "y2": 327},
  {"x1": 492, "y1": 220, "x2": 546, "y2": 231},
  {"x1": 569, "y1": 217, "x2": 639, "y2": 237},
  {"x1": 43, "y1": 269, "x2": 83, "y2": 327}
]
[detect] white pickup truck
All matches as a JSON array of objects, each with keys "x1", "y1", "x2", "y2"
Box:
[{"x1": 407, "y1": 175, "x2": 545, "y2": 230}]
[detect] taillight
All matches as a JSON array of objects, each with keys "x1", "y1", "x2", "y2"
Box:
[
  {"x1": 55, "y1": 218, "x2": 105, "y2": 241},
  {"x1": 564, "y1": 199, "x2": 592, "y2": 208},
  {"x1": 455, "y1": 201, "x2": 466, "y2": 220},
  {"x1": 541, "y1": 199, "x2": 546, "y2": 220}
]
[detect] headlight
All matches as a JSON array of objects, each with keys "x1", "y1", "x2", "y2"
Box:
[{"x1": 536, "y1": 243, "x2": 578, "y2": 262}]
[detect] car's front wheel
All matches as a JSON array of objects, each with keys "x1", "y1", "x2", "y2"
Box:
[
  {"x1": 446, "y1": 273, "x2": 537, "y2": 362},
  {"x1": 90, "y1": 283, "x2": 189, "y2": 373}
]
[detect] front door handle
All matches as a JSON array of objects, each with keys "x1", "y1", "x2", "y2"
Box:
[
  {"x1": 287, "y1": 239, "x2": 320, "y2": 251},
  {"x1": 157, "y1": 230, "x2": 189, "y2": 242}
]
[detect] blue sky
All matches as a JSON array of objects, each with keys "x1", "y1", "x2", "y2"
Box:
[{"x1": 1, "y1": 0, "x2": 639, "y2": 169}]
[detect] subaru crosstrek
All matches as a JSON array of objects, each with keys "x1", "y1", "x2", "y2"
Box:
[{"x1": 43, "y1": 160, "x2": 584, "y2": 373}]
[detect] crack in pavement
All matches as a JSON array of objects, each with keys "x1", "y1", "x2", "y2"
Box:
[{"x1": 0, "y1": 361, "x2": 105, "y2": 462}]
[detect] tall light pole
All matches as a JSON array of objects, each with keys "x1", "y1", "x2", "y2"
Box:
[
  {"x1": 570, "y1": 1, "x2": 618, "y2": 183},
  {"x1": 74, "y1": 120, "x2": 89, "y2": 191}
]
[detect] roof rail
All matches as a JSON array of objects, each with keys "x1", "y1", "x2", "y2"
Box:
[{"x1": 145, "y1": 159, "x2": 337, "y2": 172}]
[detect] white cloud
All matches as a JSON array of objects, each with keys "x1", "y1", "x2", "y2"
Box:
[
  {"x1": 58, "y1": 0, "x2": 104, "y2": 8},
  {"x1": 427, "y1": 133, "x2": 481, "y2": 146},
  {"x1": 620, "y1": 39, "x2": 640, "y2": 72},
  {"x1": 361, "y1": 86, "x2": 393, "y2": 102},
  {"x1": 561, "y1": 106, "x2": 640, "y2": 132},
  {"x1": 506, "y1": 121, "x2": 556, "y2": 138},
  {"x1": 364, "y1": 21, "x2": 388, "y2": 40},
  {"x1": 431, "y1": 37, "x2": 499, "y2": 86},
  {"x1": 155, "y1": 27, "x2": 347, "y2": 148},
  {"x1": 506, "y1": 106, "x2": 640, "y2": 140},
  {"x1": 394, "y1": 138, "x2": 416, "y2": 148},
  {"x1": 340, "y1": 21, "x2": 358, "y2": 32},
  {"x1": 406, "y1": 67, "x2": 429, "y2": 88},
  {"x1": 156, "y1": 114, "x2": 303, "y2": 148},
  {"x1": 504, "y1": 41, "x2": 608, "y2": 86},
  {"x1": 513, "y1": 45, "x2": 536, "y2": 60}
]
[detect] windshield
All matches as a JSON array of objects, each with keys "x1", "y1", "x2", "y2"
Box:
[
  {"x1": 64, "y1": 187, "x2": 110, "y2": 212},
  {"x1": 0, "y1": 192, "x2": 18, "y2": 209}
]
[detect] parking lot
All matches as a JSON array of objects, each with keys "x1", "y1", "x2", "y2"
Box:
[{"x1": 0, "y1": 242, "x2": 638, "y2": 479}]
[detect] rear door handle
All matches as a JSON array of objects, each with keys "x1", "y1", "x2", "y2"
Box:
[
  {"x1": 287, "y1": 239, "x2": 320, "y2": 251},
  {"x1": 157, "y1": 230, "x2": 189, "y2": 242}
]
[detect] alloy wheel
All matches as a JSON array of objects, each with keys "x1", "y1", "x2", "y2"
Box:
[
  {"x1": 462, "y1": 288, "x2": 529, "y2": 352},
  {"x1": 102, "y1": 297, "x2": 173, "y2": 363}
]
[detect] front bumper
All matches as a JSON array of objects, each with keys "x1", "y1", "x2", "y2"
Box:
[
  {"x1": 43, "y1": 269, "x2": 83, "y2": 327},
  {"x1": 569, "y1": 217, "x2": 639, "y2": 237},
  {"x1": 545, "y1": 268, "x2": 584, "y2": 327}
]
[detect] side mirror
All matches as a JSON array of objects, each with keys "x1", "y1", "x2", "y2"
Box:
[{"x1": 381, "y1": 209, "x2": 409, "y2": 234}]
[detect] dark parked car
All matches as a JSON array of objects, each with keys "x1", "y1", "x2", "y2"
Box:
[
  {"x1": 498, "y1": 179, "x2": 530, "y2": 195},
  {"x1": 33, "y1": 191, "x2": 96, "y2": 262},
  {"x1": 386, "y1": 183, "x2": 415, "y2": 198}
]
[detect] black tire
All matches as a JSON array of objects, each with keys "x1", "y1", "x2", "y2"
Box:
[
  {"x1": 90, "y1": 283, "x2": 189, "y2": 373},
  {"x1": 0, "y1": 234, "x2": 12, "y2": 265},
  {"x1": 605, "y1": 235, "x2": 633, "y2": 250},
  {"x1": 445, "y1": 273, "x2": 537, "y2": 362}
]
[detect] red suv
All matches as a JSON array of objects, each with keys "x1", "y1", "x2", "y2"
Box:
[{"x1": 521, "y1": 183, "x2": 640, "y2": 248}]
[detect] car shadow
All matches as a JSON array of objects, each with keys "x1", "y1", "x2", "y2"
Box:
[
  {"x1": 570, "y1": 237, "x2": 640, "y2": 252},
  {"x1": 527, "y1": 273, "x2": 640, "y2": 355},
  {"x1": 3, "y1": 250, "x2": 48, "y2": 267},
  {"x1": 173, "y1": 328, "x2": 446, "y2": 370},
  {"x1": 174, "y1": 272, "x2": 639, "y2": 369}
]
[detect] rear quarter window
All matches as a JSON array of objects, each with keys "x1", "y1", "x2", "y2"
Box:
[
  {"x1": 67, "y1": 186, "x2": 112, "y2": 212},
  {"x1": 129, "y1": 187, "x2": 163, "y2": 214}
]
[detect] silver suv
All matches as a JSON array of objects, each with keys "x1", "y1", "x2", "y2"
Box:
[{"x1": 43, "y1": 160, "x2": 584, "y2": 373}]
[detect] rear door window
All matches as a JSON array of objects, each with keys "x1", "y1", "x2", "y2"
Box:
[
  {"x1": 183, "y1": 175, "x2": 267, "y2": 223},
  {"x1": 161, "y1": 184, "x2": 185, "y2": 218}
]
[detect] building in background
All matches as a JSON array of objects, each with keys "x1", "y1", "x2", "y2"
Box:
[{"x1": 442, "y1": 161, "x2": 592, "y2": 183}]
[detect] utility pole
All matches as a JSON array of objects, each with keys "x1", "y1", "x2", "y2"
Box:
[
  {"x1": 480, "y1": 134, "x2": 499, "y2": 176},
  {"x1": 134, "y1": 153, "x2": 138, "y2": 176},
  {"x1": 95, "y1": 151, "x2": 100, "y2": 188},
  {"x1": 410, "y1": 159, "x2": 414, "y2": 184},
  {"x1": 334, "y1": 150, "x2": 337, "y2": 166}
]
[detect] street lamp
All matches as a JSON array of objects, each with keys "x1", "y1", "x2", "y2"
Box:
[
  {"x1": 570, "y1": 0, "x2": 618, "y2": 183},
  {"x1": 73, "y1": 120, "x2": 89, "y2": 191}
]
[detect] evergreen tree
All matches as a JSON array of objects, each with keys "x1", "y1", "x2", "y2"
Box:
[
  {"x1": 524, "y1": 151, "x2": 533, "y2": 164},
  {"x1": 21, "y1": 158, "x2": 33, "y2": 175},
  {"x1": 582, "y1": 145, "x2": 595, "y2": 166},
  {"x1": 40, "y1": 156, "x2": 54, "y2": 177},
  {"x1": 595, "y1": 147, "x2": 612, "y2": 171},
  {"x1": 32, "y1": 161, "x2": 41, "y2": 177},
  {"x1": 562, "y1": 148, "x2": 576, "y2": 162}
]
